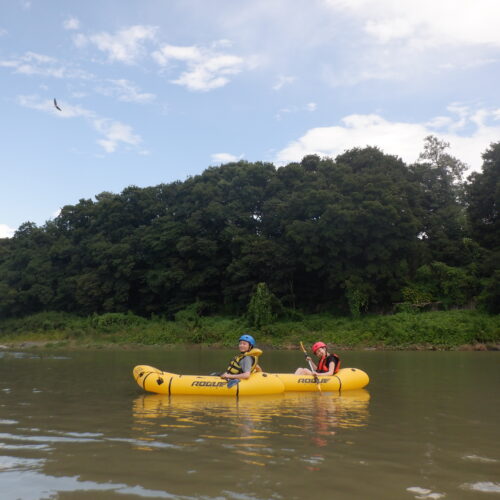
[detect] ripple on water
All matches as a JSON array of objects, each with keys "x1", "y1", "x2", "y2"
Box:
[
  {"x1": 406, "y1": 486, "x2": 445, "y2": 499},
  {"x1": 461, "y1": 482, "x2": 500, "y2": 493},
  {"x1": 0, "y1": 352, "x2": 40, "y2": 360},
  {"x1": 0, "y1": 455, "x2": 45, "y2": 471},
  {"x1": 0, "y1": 432, "x2": 100, "y2": 444},
  {"x1": 0, "y1": 443, "x2": 51, "y2": 451},
  {"x1": 463, "y1": 454, "x2": 498, "y2": 463},
  {"x1": 107, "y1": 436, "x2": 183, "y2": 450},
  {"x1": 0, "y1": 470, "x2": 240, "y2": 500}
]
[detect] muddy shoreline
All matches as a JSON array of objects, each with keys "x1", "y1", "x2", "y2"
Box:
[{"x1": 1, "y1": 340, "x2": 498, "y2": 351}]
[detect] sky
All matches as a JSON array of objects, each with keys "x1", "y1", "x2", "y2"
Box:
[{"x1": 1, "y1": 0, "x2": 500, "y2": 238}]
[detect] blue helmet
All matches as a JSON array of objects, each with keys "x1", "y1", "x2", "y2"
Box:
[{"x1": 239, "y1": 334, "x2": 255, "y2": 347}]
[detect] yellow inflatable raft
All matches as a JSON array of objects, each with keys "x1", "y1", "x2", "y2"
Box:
[
  {"x1": 133, "y1": 365, "x2": 286, "y2": 396},
  {"x1": 133, "y1": 366, "x2": 369, "y2": 396},
  {"x1": 278, "y1": 368, "x2": 369, "y2": 392}
]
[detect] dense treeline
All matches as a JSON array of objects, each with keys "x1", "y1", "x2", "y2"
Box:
[{"x1": 0, "y1": 137, "x2": 498, "y2": 320}]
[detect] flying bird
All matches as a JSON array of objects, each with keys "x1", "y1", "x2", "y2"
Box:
[{"x1": 53, "y1": 98, "x2": 62, "y2": 111}]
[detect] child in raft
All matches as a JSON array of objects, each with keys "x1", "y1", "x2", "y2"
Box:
[
  {"x1": 221, "y1": 334, "x2": 261, "y2": 383},
  {"x1": 295, "y1": 342, "x2": 341, "y2": 376}
]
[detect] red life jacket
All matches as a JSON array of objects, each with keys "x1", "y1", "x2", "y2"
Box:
[{"x1": 317, "y1": 353, "x2": 340, "y2": 374}]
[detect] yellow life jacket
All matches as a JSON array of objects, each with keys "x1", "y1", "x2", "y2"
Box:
[{"x1": 226, "y1": 348, "x2": 263, "y2": 374}]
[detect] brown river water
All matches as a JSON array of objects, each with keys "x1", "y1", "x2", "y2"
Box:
[{"x1": 0, "y1": 348, "x2": 498, "y2": 499}]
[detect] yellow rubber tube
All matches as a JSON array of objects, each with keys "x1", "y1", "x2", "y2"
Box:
[
  {"x1": 277, "y1": 368, "x2": 369, "y2": 392},
  {"x1": 133, "y1": 366, "x2": 369, "y2": 396},
  {"x1": 133, "y1": 365, "x2": 285, "y2": 396}
]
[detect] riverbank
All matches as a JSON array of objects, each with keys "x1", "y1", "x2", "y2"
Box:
[
  {"x1": 0, "y1": 309, "x2": 498, "y2": 351},
  {"x1": 1, "y1": 340, "x2": 498, "y2": 351}
]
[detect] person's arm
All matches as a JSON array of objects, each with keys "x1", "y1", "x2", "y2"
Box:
[
  {"x1": 307, "y1": 356, "x2": 318, "y2": 371},
  {"x1": 222, "y1": 371, "x2": 251, "y2": 380}
]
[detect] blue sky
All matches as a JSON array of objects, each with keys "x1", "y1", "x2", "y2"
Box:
[{"x1": 1, "y1": 0, "x2": 500, "y2": 237}]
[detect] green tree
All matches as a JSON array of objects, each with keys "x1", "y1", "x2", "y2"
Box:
[
  {"x1": 418, "y1": 135, "x2": 467, "y2": 183},
  {"x1": 408, "y1": 262, "x2": 478, "y2": 309},
  {"x1": 247, "y1": 282, "x2": 279, "y2": 328},
  {"x1": 466, "y1": 142, "x2": 500, "y2": 251},
  {"x1": 410, "y1": 136, "x2": 468, "y2": 267}
]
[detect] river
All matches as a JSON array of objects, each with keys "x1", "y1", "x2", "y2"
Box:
[{"x1": 0, "y1": 348, "x2": 498, "y2": 499}]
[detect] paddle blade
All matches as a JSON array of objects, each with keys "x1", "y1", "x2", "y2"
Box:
[
  {"x1": 300, "y1": 341, "x2": 307, "y2": 355},
  {"x1": 227, "y1": 379, "x2": 239, "y2": 389}
]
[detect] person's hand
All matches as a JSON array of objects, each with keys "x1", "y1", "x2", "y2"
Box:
[
  {"x1": 221, "y1": 372, "x2": 230, "y2": 380},
  {"x1": 306, "y1": 356, "x2": 312, "y2": 362}
]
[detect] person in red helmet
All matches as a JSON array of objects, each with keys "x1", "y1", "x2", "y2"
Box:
[{"x1": 294, "y1": 342, "x2": 341, "y2": 376}]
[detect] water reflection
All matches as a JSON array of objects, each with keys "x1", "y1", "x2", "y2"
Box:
[
  {"x1": 133, "y1": 390, "x2": 370, "y2": 422},
  {"x1": 131, "y1": 391, "x2": 370, "y2": 465}
]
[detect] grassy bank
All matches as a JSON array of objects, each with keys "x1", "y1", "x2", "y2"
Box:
[{"x1": 0, "y1": 309, "x2": 498, "y2": 350}]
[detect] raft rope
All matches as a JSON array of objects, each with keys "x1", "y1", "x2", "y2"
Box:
[
  {"x1": 333, "y1": 374, "x2": 342, "y2": 393},
  {"x1": 141, "y1": 371, "x2": 155, "y2": 391}
]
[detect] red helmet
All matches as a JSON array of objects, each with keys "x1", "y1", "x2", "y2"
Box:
[{"x1": 312, "y1": 341, "x2": 327, "y2": 354}]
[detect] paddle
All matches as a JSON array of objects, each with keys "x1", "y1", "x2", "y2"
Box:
[
  {"x1": 214, "y1": 373, "x2": 239, "y2": 388},
  {"x1": 226, "y1": 378, "x2": 239, "y2": 389},
  {"x1": 300, "y1": 341, "x2": 322, "y2": 393}
]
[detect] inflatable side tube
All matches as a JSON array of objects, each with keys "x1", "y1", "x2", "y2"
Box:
[
  {"x1": 133, "y1": 365, "x2": 285, "y2": 396},
  {"x1": 277, "y1": 368, "x2": 369, "y2": 392}
]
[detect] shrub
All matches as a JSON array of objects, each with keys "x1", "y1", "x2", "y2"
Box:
[
  {"x1": 401, "y1": 286, "x2": 433, "y2": 305},
  {"x1": 344, "y1": 278, "x2": 370, "y2": 318},
  {"x1": 90, "y1": 312, "x2": 146, "y2": 331},
  {"x1": 174, "y1": 301, "x2": 206, "y2": 328},
  {"x1": 246, "y1": 282, "x2": 281, "y2": 328},
  {"x1": 412, "y1": 262, "x2": 478, "y2": 309}
]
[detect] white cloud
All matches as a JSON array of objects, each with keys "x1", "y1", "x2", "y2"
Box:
[
  {"x1": 97, "y1": 79, "x2": 155, "y2": 103},
  {"x1": 426, "y1": 116, "x2": 453, "y2": 129},
  {"x1": 0, "y1": 51, "x2": 92, "y2": 79},
  {"x1": 324, "y1": 0, "x2": 500, "y2": 48},
  {"x1": 275, "y1": 107, "x2": 292, "y2": 120},
  {"x1": 211, "y1": 39, "x2": 233, "y2": 49},
  {"x1": 0, "y1": 28, "x2": 7, "y2": 37},
  {"x1": 72, "y1": 33, "x2": 88, "y2": 48},
  {"x1": 94, "y1": 119, "x2": 141, "y2": 153},
  {"x1": 0, "y1": 60, "x2": 17, "y2": 69},
  {"x1": 152, "y1": 44, "x2": 201, "y2": 64},
  {"x1": 276, "y1": 102, "x2": 318, "y2": 120},
  {"x1": 272, "y1": 75, "x2": 295, "y2": 90},
  {"x1": 18, "y1": 95, "x2": 142, "y2": 154},
  {"x1": 81, "y1": 25, "x2": 157, "y2": 64},
  {"x1": 364, "y1": 17, "x2": 415, "y2": 44},
  {"x1": 439, "y1": 58, "x2": 498, "y2": 71},
  {"x1": 211, "y1": 152, "x2": 243, "y2": 163},
  {"x1": 63, "y1": 17, "x2": 80, "y2": 31},
  {"x1": 152, "y1": 42, "x2": 249, "y2": 91},
  {"x1": 318, "y1": 0, "x2": 500, "y2": 86},
  {"x1": 276, "y1": 106, "x2": 500, "y2": 172},
  {"x1": 0, "y1": 224, "x2": 15, "y2": 238}
]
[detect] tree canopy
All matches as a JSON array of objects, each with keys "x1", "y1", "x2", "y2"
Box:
[{"x1": 1, "y1": 138, "x2": 498, "y2": 318}]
